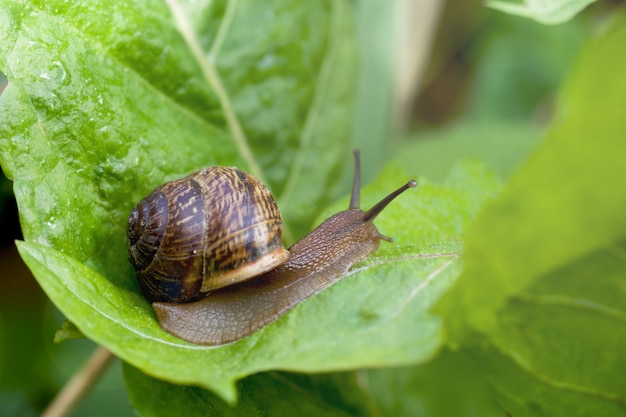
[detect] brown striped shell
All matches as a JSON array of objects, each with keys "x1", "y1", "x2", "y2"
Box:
[{"x1": 127, "y1": 167, "x2": 290, "y2": 303}]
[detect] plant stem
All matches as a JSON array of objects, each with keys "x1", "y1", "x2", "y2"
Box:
[{"x1": 42, "y1": 346, "x2": 115, "y2": 417}]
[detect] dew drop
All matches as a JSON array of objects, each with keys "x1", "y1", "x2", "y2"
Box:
[
  {"x1": 52, "y1": 61, "x2": 66, "y2": 83},
  {"x1": 46, "y1": 216, "x2": 57, "y2": 229}
]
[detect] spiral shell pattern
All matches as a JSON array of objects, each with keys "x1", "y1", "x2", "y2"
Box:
[{"x1": 128, "y1": 167, "x2": 289, "y2": 303}]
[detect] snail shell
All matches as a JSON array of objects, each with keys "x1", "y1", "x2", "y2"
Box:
[{"x1": 127, "y1": 167, "x2": 289, "y2": 303}]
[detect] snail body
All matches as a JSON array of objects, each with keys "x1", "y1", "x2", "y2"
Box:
[{"x1": 128, "y1": 151, "x2": 416, "y2": 345}]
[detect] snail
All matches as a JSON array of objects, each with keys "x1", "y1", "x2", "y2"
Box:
[{"x1": 127, "y1": 151, "x2": 416, "y2": 345}]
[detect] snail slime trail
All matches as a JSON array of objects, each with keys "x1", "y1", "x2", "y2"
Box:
[{"x1": 128, "y1": 151, "x2": 416, "y2": 345}]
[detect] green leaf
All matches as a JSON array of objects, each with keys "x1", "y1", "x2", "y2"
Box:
[
  {"x1": 14, "y1": 160, "x2": 500, "y2": 402},
  {"x1": 485, "y1": 242, "x2": 626, "y2": 411},
  {"x1": 434, "y1": 9, "x2": 626, "y2": 416},
  {"x1": 366, "y1": 341, "x2": 626, "y2": 417},
  {"x1": 405, "y1": 245, "x2": 626, "y2": 417},
  {"x1": 486, "y1": 0, "x2": 598, "y2": 24},
  {"x1": 124, "y1": 364, "x2": 371, "y2": 416},
  {"x1": 438, "y1": 7, "x2": 626, "y2": 338}
]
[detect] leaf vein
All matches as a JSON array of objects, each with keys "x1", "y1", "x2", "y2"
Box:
[
  {"x1": 514, "y1": 293, "x2": 626, "y2": 325},
  {"x1": 496, "y1": 346, "x2": 626, "y2": 404},
  {"x1": 165, "y1": 0, "x2": 264, "y2": 182}
]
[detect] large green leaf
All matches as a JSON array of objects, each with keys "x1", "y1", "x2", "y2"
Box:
[
  {"x1": 365, "y1": 243, "x2": 626, "y2": 417},
  {"x1": 438, "y1": 8, "x2": 626, "y2": 338},
  {"x1": 435, "y1": 8, "x2": 626, "y2": 416}
]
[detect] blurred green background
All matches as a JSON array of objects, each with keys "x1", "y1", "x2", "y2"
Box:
[{"x1": 0, "y1": 0, "x2": 615, "y2": 415}]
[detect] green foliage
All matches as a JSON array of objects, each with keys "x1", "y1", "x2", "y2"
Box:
[
  {"x1": 438, "y1": 8, "x2": 626, "y2": 335},
  {"x1": 124, "y1": 365, "x2": 373, "y2": 416},
  {"x1": 433, "y1": 9, "x2": 626, "y2": 416},
  {"x1": 465, "y1": 11, "x2": 587, "y2": 122},
  {"x1": 1, "y1": 0, "x2": 499, "y2": 408},
  {"x1": 1, "y1": 0, "x2": 625, "y2": 415},
  {"x1": 397, "y1": 121, "x2": 542, "y2": 181}
]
